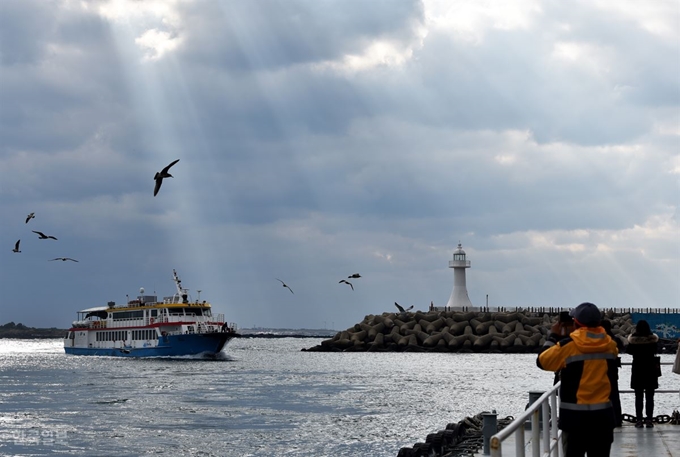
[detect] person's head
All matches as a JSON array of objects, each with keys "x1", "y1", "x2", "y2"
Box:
[
  {"x1": 569, "y1": 302, "x2": 601, "y2": 328},
  {"x1": 634, "y1": 320, "x2": 652, "y2": 336}
]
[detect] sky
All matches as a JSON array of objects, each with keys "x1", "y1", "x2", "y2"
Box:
[{"x1": 0, "y1": 0, "x2": 678, "y2": 331}]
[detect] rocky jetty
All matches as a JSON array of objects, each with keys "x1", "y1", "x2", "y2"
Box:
[
  {"x1": 304, "y1": 310, "x2": 636, "y2": 353},
  {"x1": 396, "y1": 412, "x2": 515, "y2": 457}
]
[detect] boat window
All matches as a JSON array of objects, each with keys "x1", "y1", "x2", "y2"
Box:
[
  {"x1": 113, "y1": 311, "x2": 144, "y2": 320},
  {"x1": 85, "y1": 310, "x2": 108, "y2": 320},
  {"x1": 183, "y1": 308, "x2": 203, "y2": 316},
  {"x1": 132, "y1": 330, "x2": 155, "y2": 340}
]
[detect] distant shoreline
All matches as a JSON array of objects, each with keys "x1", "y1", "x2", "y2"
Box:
[{"x1": 0, "y1": 326, "x2": 66, "y2": 339}]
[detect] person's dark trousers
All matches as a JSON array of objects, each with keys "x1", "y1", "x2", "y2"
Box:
[
  {"x1": 562, "y1": 427, "x2": 614, "y2": 457},
  {"x1": 634, "y1": 388, "x2": 655, "y2": 420}
]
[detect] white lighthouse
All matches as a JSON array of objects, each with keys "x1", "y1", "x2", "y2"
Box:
[{"x1": 446, "y1": 242, "x2": 473, "y2": 310}]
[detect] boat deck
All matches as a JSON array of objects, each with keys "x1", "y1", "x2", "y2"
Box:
[{"x1": 479, "y1": 423, "x2": 680, "y2": 457}]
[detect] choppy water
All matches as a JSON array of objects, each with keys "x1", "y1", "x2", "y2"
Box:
[{"x1": 0, "y1": 338, "x2": 678, "y2": 456}]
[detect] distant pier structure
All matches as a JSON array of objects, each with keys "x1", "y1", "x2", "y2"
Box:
[{"x1": 445, "y1": 242, "x2": 473, "y2": 310}]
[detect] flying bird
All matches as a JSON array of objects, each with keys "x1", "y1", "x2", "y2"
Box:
[
  {"x1": 12, "y1": 240, "x2": 21, "y2": 253},
  {"x1": 339, "y1": 279, "x2": 354, "y2": 290},
  {"x1": 50, "y1": 257, "x2": 79, "y2": 262},
  {"x1": 154, "y1": 159, "x2": 180, "y2": 196},
  {"x1": 32, "y1": 231, "x2": 57, "y2": 240},
  {"x1": 394, "y1": 302, "x2": 413, "y2": 313},
  {"x1": 25, "y1": 212, "x2": 35, "y2": 224},
  {"x1": 347, "y1": 273, "x2": 361, "y2": 279},
  {"x1": 276, "y1": 278, "x2": 294, "y2": 294}
]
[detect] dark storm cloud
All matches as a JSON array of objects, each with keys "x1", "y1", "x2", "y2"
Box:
[
  {"x1": 175, "y1": 0, "x2": 424, "y2": 70},
  {"x1": 344, "y1": 1, "x2": 678, "y2": 146},
  {"x1": 0, "y1": 2, "x2": 136, "y2": 157},
  {"x1": 0, "y1": 0, "x2": 677, "y2": 329},
  {"x1": 0, "y1": 1, "x2": 55, "y2": 65}
]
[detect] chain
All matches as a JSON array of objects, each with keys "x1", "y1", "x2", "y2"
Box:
[{"x1": 622, "y1": 412, "x2": 678, "y2": 424}]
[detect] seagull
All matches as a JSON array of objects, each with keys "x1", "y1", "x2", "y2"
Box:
[
  {"x1": 339, "y1": 279, "x2": 354, "y2": 290},
  {"x1": 394, "y1": 302, "x2": 413, "y2": 313},
  {"x1": 154, "y1": 159, "x2": 180, "y2": 196},
  {"x1": 50, "y1": 257, "x2": 79, "y2": 262},
  {"x1": 25, "y1": 212, "x2": 35, "y2": 224},
  {"x1": 32, "y1": 230, "x2": 57, "y2": 240},
  {"x1": 276, "y1": 278, "x2": 294, "y2": 294},
  {"x1": 12, "y1": 240, "x2": 21, "y2": 253},
  {"x1": 347, "y1": 273, "x2": 361, "y2": 279}
]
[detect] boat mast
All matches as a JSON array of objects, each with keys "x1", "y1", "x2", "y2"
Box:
[{"x1": 172, "y1": 269, "x2": 189, "y2": 304}]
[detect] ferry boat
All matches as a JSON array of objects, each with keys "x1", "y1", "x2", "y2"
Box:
[{"x1": 64, "y1": 270, "x2": 238, "y2": 357}]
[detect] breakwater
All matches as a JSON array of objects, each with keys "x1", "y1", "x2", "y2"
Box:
[{"x1": 304, "y1": 309, "x2": 679, "y2": 353}]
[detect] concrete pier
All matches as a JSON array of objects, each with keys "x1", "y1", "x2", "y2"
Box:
[{"x1": 477, "y1": 423, "x2": 680, "y2": 457}]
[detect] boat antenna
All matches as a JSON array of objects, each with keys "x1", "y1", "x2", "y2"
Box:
[{"x1": 173, "y1": 269, "x2": 189, "y2": 304}]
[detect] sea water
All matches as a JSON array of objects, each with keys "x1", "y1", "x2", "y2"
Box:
[{"x1": 0, "y1": 338, "x2": 677, "y2": 457}]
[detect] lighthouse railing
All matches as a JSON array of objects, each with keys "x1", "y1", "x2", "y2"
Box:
[{"x1": 449, "y1": 260, "x2": 471, "y2": 267}]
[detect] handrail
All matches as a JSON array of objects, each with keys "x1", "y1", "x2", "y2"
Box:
[
  {"x1": 490, "y1": 383, "x2": 562, "y2": 457},
  {"x1": 489, "y1": 361, "x2": 679, "y2": 457}
]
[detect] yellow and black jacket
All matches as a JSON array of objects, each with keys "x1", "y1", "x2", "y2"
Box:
[{"x1": 537, "y1": 326, "x2": 619, "y2": 431}]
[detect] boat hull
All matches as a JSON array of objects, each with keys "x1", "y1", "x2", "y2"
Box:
[{"x1": 64, "y1": 332, "x2": 235, "y2": 358}]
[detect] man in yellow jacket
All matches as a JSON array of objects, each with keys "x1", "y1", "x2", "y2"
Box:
[{"x1": 537, "y1": 302, "x2": 619, "y2": 457}]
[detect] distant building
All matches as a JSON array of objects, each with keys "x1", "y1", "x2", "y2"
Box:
[{"x1": 446, "y1": 242, "x2": 473, "y2": 310}]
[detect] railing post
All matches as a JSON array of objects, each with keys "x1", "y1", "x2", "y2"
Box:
[
  {"x1": 526, "y1": 391, "x2": 544, "y2": 430},
  {"x1": 482, "y1": 410, "x2": 498, "y2": 455},
  {"x1": 516, "y1": 423, "x2": 525, "y2": 457},
  {"x1": 542, "y1": 400, "x2": 550, "y2": 456},
  {"x1": 532, "y1": 409, "x2": 540, "y2": 457},
  {"x1": 550, "y1": 390, "x2": 559, "y2": 457}
]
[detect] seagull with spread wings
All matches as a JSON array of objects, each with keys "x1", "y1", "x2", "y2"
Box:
[
  {"x1": 32, "y1": 231, "x2": 57, "y2": 240},
  {"x1": 347, "y1": 273, "x2": 361, "y2": 279},
  {"x1": 25, "y1": 212, "x2": 35, "y2": 224},
  {"x1": 12, "y1": 240, "x2": 21, "y2": 253},
  {"x1": 394, "y1": 302, "x2": 413, "y2": 313},
  {"x1": 276, "y1": 278, "x2": 294, "y2": 294},
  {"x1": 339, "y1": 279, "x2": 354, "y2": 290},
  {"x1": 50, "y1": 257, "x2": 79, "y2": 262},
  {"x1": 154, "y1": 159, "x2": 180, "y2": 196}
]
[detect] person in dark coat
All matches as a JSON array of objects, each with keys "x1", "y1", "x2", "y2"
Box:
[
  {"x1": 626, "y1": 320, "x2": 660, "y2": 428},
  {"x1": 602, "y1": 319, "x2": 623, "y2": 427}
]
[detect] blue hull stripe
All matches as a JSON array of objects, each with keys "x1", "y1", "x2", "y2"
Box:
[{"x1": 65, "y1": 333, "x2": 234, "y2": 357}]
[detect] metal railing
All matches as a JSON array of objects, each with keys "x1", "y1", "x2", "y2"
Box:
[
  {"x1": 489, "y1": 361, "x2": 680, "y2": 457},
  {"x1": 490, "y1": 384, "x2": 562, "y2": 457},
  {"x1": 434, "y1": 306, "x2": 680, "y2": 314},
  {"x1": 619, "y1": 361, "x2": 678, "y2": 394}
]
